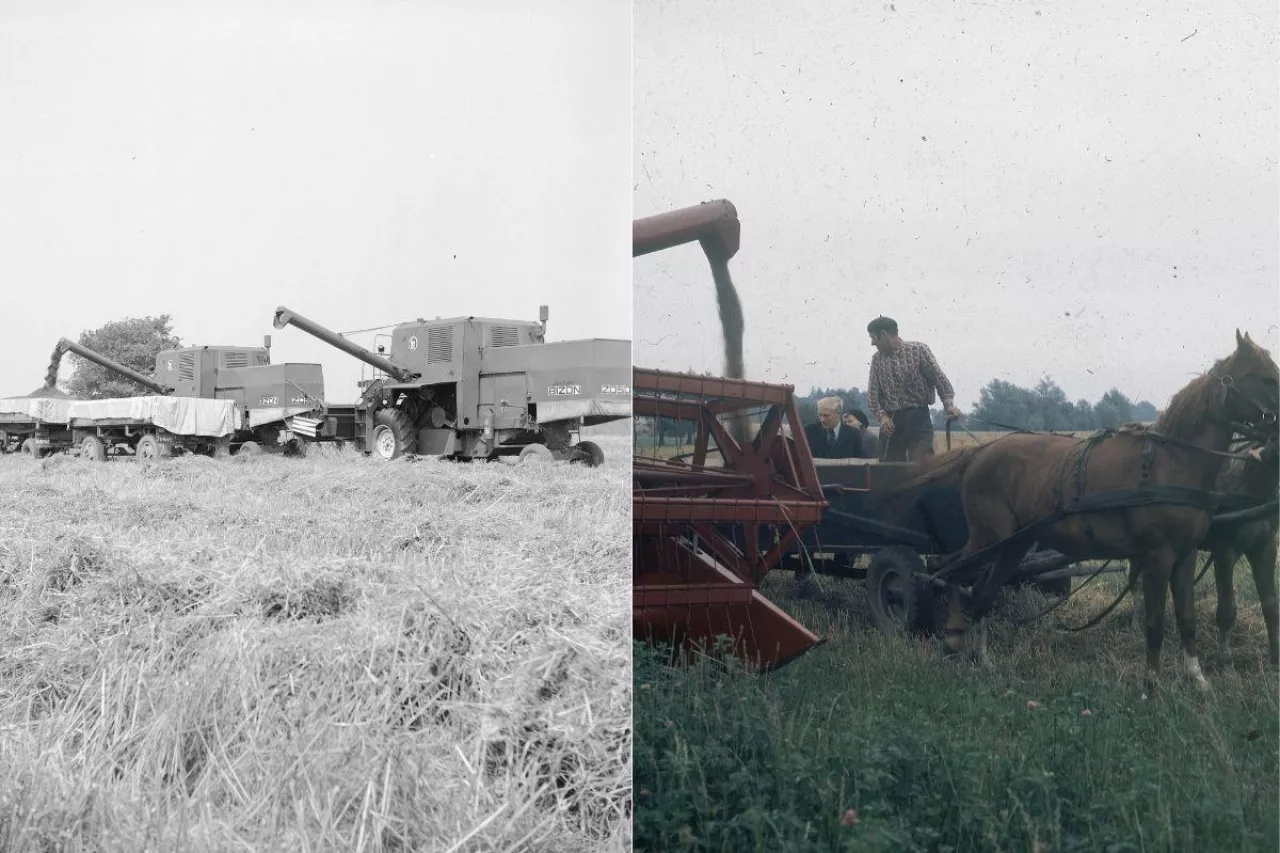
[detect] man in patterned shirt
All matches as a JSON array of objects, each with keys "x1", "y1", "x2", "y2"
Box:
[{"x1": 866, "y1": 316, "x2": 961, "y2": 462}]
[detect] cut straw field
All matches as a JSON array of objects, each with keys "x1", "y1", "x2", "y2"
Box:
[{"x1": 0, "y1": 435, "x2": 631, "y2": 853}]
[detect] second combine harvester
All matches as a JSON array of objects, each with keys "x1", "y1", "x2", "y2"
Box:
[{"x1": 271, "y1": 305, "x2": 631, "y2": 465}]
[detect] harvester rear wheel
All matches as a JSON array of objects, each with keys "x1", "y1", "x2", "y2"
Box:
[
  {"x1": 519, "y1": 443, "x2": 553, "y2": 464},
  {"x1": 237, "y1": 441, "x2": 262, "y2": 456},
  {"x1": 80, "y1": 435, "x2": 106, "y2": 462},
  {"x1": 372, "y1": 409, "x2": 417, "y2": 460},
  {"x1": 570, "y1": 440, "x2": 605, "y2": 467},
  {"x1": 866, "y1": 546, "x2": 935, "y2": 636}
]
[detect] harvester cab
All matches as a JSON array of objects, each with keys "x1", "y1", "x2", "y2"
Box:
[{"x1": 272, "y1": 304, "x2": 631, "y2": 465}]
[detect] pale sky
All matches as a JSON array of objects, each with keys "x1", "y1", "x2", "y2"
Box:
[
  {"x1": 634, "y1": 0, "x2": 1279, "y2": 411},
  {"x1": 1, "y1": 0, "x2": 631, "y2": 399}
]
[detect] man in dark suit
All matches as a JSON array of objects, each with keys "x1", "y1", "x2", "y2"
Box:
[{"x1": 804, "y1": 396, "x2": 863, "y2": 459}]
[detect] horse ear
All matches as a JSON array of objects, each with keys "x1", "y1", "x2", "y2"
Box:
[{"x1": 1236, "y1": 329, "x2": 1246, "y2": 349}]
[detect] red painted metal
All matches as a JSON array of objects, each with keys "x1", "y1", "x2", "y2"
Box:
[{"x1": 633, "y1": 367, "x2": 828, "y2": 670}]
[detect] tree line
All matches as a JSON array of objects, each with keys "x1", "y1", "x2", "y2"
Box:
[{"x1": 799, "y1": 378, "x2": 1158, "y2": 432}]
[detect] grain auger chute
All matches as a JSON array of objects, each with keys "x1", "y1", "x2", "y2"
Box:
[{"x1": 632, "y1": 200, "x2": 828, "y2": 669}]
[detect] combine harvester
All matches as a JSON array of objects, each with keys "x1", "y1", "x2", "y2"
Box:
[
  {"x1": 632, "y1": 200, "x2": 830, "y2": 670},
  {"x1": 36, "y1": 336, "x2": 351, "y2": 459},
  {"x1": 271, "y1": 304, "x2": 631, "y2": 465}
]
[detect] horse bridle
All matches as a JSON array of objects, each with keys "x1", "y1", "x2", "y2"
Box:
[{"x1": 1208, "y1": 369, "x2": 1279, "y2": 440}]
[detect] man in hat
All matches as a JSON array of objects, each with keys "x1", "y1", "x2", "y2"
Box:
[{"x1": 866, "y1": 316, "x2": 961, "y2": 462}]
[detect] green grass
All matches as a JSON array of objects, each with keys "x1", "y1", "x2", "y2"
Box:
[
  {"x1": 634, "y1": 566, "x2": 1279, "y2": 852},
  {"x1": 0, "y1": 435, "x2": 631, "y2": 852}
]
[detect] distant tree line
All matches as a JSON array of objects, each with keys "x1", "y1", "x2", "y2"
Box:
[{"x1": 796, "y1": 377, "x2": 1158, "y2": 432}]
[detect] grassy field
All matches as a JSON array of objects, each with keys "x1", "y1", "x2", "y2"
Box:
[
  {"x1": 634, "y1": 562, "x2": 1280, "y2": 852},
  {"x1": 0, "y1": 435, "x2": 631, "y2": 852}
]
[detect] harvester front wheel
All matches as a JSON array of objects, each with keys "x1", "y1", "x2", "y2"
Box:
[
  {"x1": 570, "y1": 440, "x2": 605, "y2": 468},
  {"x1": 237, "y1": 441, "x2": 263, "y2": 457},
  {"x1": 80, "y1": 435, "x2": 106, "y2": 462},
  {"x1": 372, "y1": 409, "x2": 417, "y2": 460}
]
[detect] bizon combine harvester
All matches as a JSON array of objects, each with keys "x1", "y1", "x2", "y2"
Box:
[
  {"x1": 271, "y1": 305, "x2": 631, "y2": 465},
  {"x1": 44, "y1": 336, "x2": 346, "y2": 457},
  {"x1": 632, "y1": 200, "x2": 829, "y2": 669}
]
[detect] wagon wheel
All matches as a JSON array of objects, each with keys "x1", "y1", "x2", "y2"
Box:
[
  {"x1": 80, "y1": 435, "x2": 106, "y2": 462},
  {"x1": 237, "y1": 441, "x2": 262, "y2": 457},
  {"x1": 866, "y1": 546, "x2": 935, "y2": 636},
  {"x1": 570, "y1": 440, "x2": 605, "y2": 467},
  {"x1": 136, "y1": 434, "x2": 167, "y2": 460}
]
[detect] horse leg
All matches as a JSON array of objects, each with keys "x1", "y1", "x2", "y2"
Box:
[
  {"x1": 1169, "y1": 549, "x2": 1209, "y2": 691},
  {"x1": 1126, "y1": 561, "x2": 1144, "y2": 632},
  {"x1": 942, "y1": 584, "x2": 969, "y2": 657},
  {"x1": 1247, "y1": 535, "x2": 1280, "y2": 668},
  {"x1": 1138, "y1": 551, "x2": 1173, "y2": 697},
  {"x1": 968, "y1": 545, "x2": 1030, "y2": 670},
  {"x1": 1212, "y1": 545, "x2": 1238, "y2": 665}
]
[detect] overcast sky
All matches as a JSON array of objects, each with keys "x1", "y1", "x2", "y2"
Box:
[
  {"x1": 634, "y1": 0, "x2": 1278, "y2": 412},
  {"x1": 1, "y1": 0, "x2": 630, "y2": 399}
]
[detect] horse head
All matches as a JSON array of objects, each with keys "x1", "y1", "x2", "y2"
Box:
[{"x1": 1216, "y1": 330, "x2": 1280, "y2": 437}]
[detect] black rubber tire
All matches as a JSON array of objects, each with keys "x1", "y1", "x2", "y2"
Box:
[
  {"x1": 136, "y1": 434, "x2": 165, "y2": 460},
  {"x1": 81, "y1": 435, "x2": 106, "y2": 462},
  {"x1": 372, "y1": 408, "x2": 417, "y2": 460},
  {"x1": 866, "y1": 546, "x2": 933, "y2": 636},
  {"x1": 571, "y1": 440, "x2": 605, "y2": 467}
]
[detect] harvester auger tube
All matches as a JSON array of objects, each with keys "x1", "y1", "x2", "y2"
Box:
[
  {"x1": 632, "y1": 199, "x2": 740, "y2": 264},
  {"x1": 47, "y1": 337, "x2": 170, "y2": 395},
  {"x1": 272, "y1": 306, "x2": 418, "y2": 383}
]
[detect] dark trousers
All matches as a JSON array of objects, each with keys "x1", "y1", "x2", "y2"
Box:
[{"x1": 881, "y1": 406, "x2": 934, "y2": 462}]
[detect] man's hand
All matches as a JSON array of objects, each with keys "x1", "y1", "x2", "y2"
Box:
[
  {"x1": 879, "y1": 413, "x2": 895, "y2": 438},
  {"x1": 944, "y1": 403, "x2": 962, "y2": 421}
]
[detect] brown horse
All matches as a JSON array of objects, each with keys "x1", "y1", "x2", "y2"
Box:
[
  {"x1": 911, "y1": 332, "x2": 1278, "y2": 693},
  {"x1": 1125, "y1": 439, "x2": 1278, "y2": 667}
]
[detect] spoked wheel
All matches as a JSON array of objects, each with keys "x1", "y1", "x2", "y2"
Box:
[
  {"x1": 519, "y1": 443, "x2": 554, "y2": 464},
  {"x1": 372, "y1": 409, "x2": 417, "y2": 460},
  {"x1": 569, "y1": 440, "x2": 605, "y2": 467},
  {"x1": 866, "y1": 546, "x2": 935, "y2": 636},
  {"x1": 80, "y1": 435, "x2": 106, "y2": 462},
  {"x1": 136, "y1": 434, "x2": 167, "y2": 460}
]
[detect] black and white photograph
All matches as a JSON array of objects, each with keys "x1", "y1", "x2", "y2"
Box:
[{"x1": 1, "y1": 2, "x2": 632, "y2": 851}]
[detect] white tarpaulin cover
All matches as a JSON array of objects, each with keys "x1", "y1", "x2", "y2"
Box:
[
  {"x1": 537, "y1": 397, "x2": 632, "y2": 424},
  {"x1": 0, "y1": 397, "x2": 74, "y2": 423},
  {"x1": 67, "y1": 396, "x2": 238, "y2": 437},
  {"x1": 247, "y1": 405, "x2": 317, "y2": 430}
]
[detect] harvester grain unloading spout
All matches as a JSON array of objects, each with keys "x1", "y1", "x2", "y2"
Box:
[
  {"x1": 45, "y1": 338, "x2": 170, "y2": 395},
  {"x1": 273, "y1": 306, "x2": 418, "y2": 384}
]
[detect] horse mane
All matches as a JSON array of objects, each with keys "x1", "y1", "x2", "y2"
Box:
[{"x1": 1153, "y1": 372, "x2": 1218, "y2": 441}]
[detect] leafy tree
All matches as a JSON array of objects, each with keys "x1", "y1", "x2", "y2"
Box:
[
  {"x1": 1093, "y1": 388, "x2": 1135, "y2": 429},
  {"x1": 64, "y1": 316, "x2": 181, "y2": 399},
  {"x1": 1132, "y1": 400, "x2": 1158, "y2": 422}
]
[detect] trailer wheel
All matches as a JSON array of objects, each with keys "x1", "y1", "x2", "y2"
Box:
[
  {"x1": 80, "y1": 435, "x2": 106, "y2": 462},
  {"x1": 237, "y1": 441, "x2": 262, "y2": 457},
  {"x1": 372, "y1": 409, "x2": 417, "y2": 460},
  {"x1": 21, "y1": 438, "x2": 43, "y2": 458},
  {"x1": 136, "y1": 434, "x2": 167, "y2": 460},
  {"x1": 866, "y1": 546, "x2": 934, "y2": 636},
  {"x1": 570, "y1": 440, "x2": 605, "y2": 467}
]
